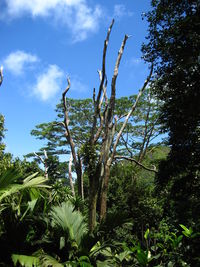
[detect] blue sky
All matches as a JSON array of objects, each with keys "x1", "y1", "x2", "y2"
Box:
[{"x1": 0, "y1": 0, "x2": 151, "y2": 158}]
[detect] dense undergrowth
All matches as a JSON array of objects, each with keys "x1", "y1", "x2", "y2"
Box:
[{"x1": 0, "y1": 164, "x2": 199, "y2": 266}]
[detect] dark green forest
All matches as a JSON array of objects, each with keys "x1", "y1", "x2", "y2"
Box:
[{"x1": 0, "y1": 1, "x2": 200, "y2": 266}]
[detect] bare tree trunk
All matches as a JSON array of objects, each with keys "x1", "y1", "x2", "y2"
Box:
[
  {"x1": 68, "y1": 153, "x2": 75, "y2": 197},
  {"x1": 60, "y1": 20, "x2": 153, "y2": 232},
  {"x1": 99, "y1": 163, "x2": 111, "y2": 221},
  {"x1": 89, "y1": 176, "x2": 99, "y2": 233},
  {"x1": 99, "y1": 65, "x2": 153, "y2": 222},
  {"x1": 34, "y1": 150, "x2": 48, "y2": 179},
  {"x1": 62, "y1": 79, "x2": 84, "y2": 199},
  {"x1": 78, "y1": 152, "x2": 84, "y2": 199}
]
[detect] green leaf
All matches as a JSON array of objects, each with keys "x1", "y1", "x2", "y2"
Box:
[
  {"x1": 115, "y1": 250, "x2": 132, "y2": 262},
  {"x1": 136, "y1": 248, "x2": 148, "y2": 266},
  {"x1": 60, "y1": 236, "x2": 65, "y2": 250},
  {"x1": 12, "y1": 254, "x2": 40, "y2": 267},
  {"x1": 179, "y1": 224, "x2": 193, "y2": 238},
  {"x1": 96, "y1": 260, "x2": 113, "y2": 267},
  {"x1": 39, "y1": 254, "x2": 64, "y2": 267},
  {"x1": 50, "y1": 201, "x2": 88, "y2": 247},
  {"x1": 0, "y1": 173, "x2": 50, "y2": 202},
  {"x1": 144, "y1": 228, "x2": 150, "y2": 240}
]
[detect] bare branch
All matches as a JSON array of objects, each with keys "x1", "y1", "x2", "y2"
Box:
[
  {"x1": 34, "y1": 150, "x2": 48, "y2": 178},
  {"x1": 108, "y1": 34, "x2": 129, "y2": 122},
  {"x1": 103, "y1": 78, "x2": 108, "y2": 105},
  {"x1": 62, "y1": 77, "x2": 71, "y2": 117},
  {"x1": 0, "y1": 66, "x2": 3, "y2": 87},
  {"x1": 53, "y1": 121, "x2": 66, "y2": 128},
  {"x1": 99, "y1": 76, "x2": 107, "y2": 109},
  {"x1": 34, "y1": 151, "x2": 44, "y2": 163},
  {"x1": 90, "y1": 20, "x2": 114, "y2": 143},
  {"x1": 44, "y1": 149, "x2": 48, "y2": 160},
  {"x1": 62, "y1": 77, "x2": 83, "y2": 198},
  {"x1": 120, "y1": 133, "x2": 133, "y2": 157},
  {"x1": 62, "y1": 77, "x2": 78, "y2": 165},
  {"x1": 96, "y1": 19, "x2": 114, "y2": 104},
  {"x1": 93, "y1": 88, "x2": 96, "y2": 104},
  {"x1": 97, "y1": 69, "x2": 102, "y2": 82},
  {"x1": 111, "y1": 64, "x2": 153, "y2": 161},
  {"x1": 116, "y1": 112, "x2": 129, "y2": 122},
  {"x1": 69, "y1": 153, "x2": 75, "y2": 197},
  {"x1": 138, "y1": 95, "x2": 152, "y2": 162},
  {"x1": 114, "y1": 155, "x2": 158, "y2": 173},
  {"x1": 93, "y1": 76, "x2": 109, "y2": 143}
]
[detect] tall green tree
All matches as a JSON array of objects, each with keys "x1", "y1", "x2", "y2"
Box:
[
  {"x1": 31, "y1": 91, "x2": 161, "y2": 182},
  {"x1": 143, "y1": 0, "x2": 200, "y2": 225}
]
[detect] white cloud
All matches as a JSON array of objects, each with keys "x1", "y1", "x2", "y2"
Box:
[
  {"x1": 113, "y1": 4, "x2": 133, "y2": 19},
  {"x1": 3, "y1": 0, "x2": 102, "y2": 42},
  {"x1": 3, "y1": 50, "x2": 38, "y2": 76},
  {"x1": 33, "y1": 65, "x2": 64, "y2": 101}
]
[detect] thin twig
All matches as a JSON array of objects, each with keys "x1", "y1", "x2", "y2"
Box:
[{"x1": 114, "y1": 155, "x2": 158, "y2": 173}]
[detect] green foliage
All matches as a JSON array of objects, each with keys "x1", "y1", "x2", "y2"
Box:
[
  {"x1": 12, "y1": 254, "x2": 40, "y2": 267},
  {"x1": 0, "y1": 169, "x2": 49, "y2": 203},
  {"x1": 1, "y1": 7, "x2": 199, "y2": 266},
  {"x1": 0, "y1": 162, "x2": 199, "y2": 266},
  {"x1": 143, "y1": 0, "x2": 200, "y2": 226},
  {"x1": 30, "y1": 90, "x2": 162, "y2": 182},
  {"x1": 106, "y1": 146, "x2": 168, "y2": 241},
  {"x1": 30, "y1": 98, "x2": 94, "y2": 157},
  {"x1": 50, "y1": 201, "x2": 88, "y2": 247}
]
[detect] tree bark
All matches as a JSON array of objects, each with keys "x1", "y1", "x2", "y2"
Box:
[
  {"x1": 77, "y1": 153, "x2": 84, "y2": 199},
  {"x1": 89, "y1": 182, "x2": 98, "y2": 233},
  {"x1": 62, "y1": 78, "x2": 84, "y2": 199},
  {"x1": 68, "y1": 153, "x2": 75, "y2": 197},
  {"x1": 88, "y1": 165, "x2": 100, "y2": 232},
  {"x1": 99, "y1": 163, "x2": 111, "y2": 222},
  {"x1": 99, "y1": 65, "x2": 153, "y2": 222}
]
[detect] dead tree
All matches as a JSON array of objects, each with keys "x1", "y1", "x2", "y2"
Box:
[
  {"x1": 34, "y1": 150, "x2": 48, "y2": 179},
  {"x1": 98, "y1": 64, "x2": 153, "y2": 223},
  {"x1": 62, "y1": 80, "x2": 84, "y2": 199},
  {"x1": 61, "y1": 20, "x2": 153, "y2": 232}
]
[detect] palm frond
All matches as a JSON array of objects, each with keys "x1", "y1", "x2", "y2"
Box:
[
  {"x1": 50, "y1": 201, "x2": 88, "y2": 247},
  {"x1": 0, "y1": 173, "x2": 50, "y2": 202},
  {"x1": 0, "y1": 168, "x2": 21, "y2": 189}
]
